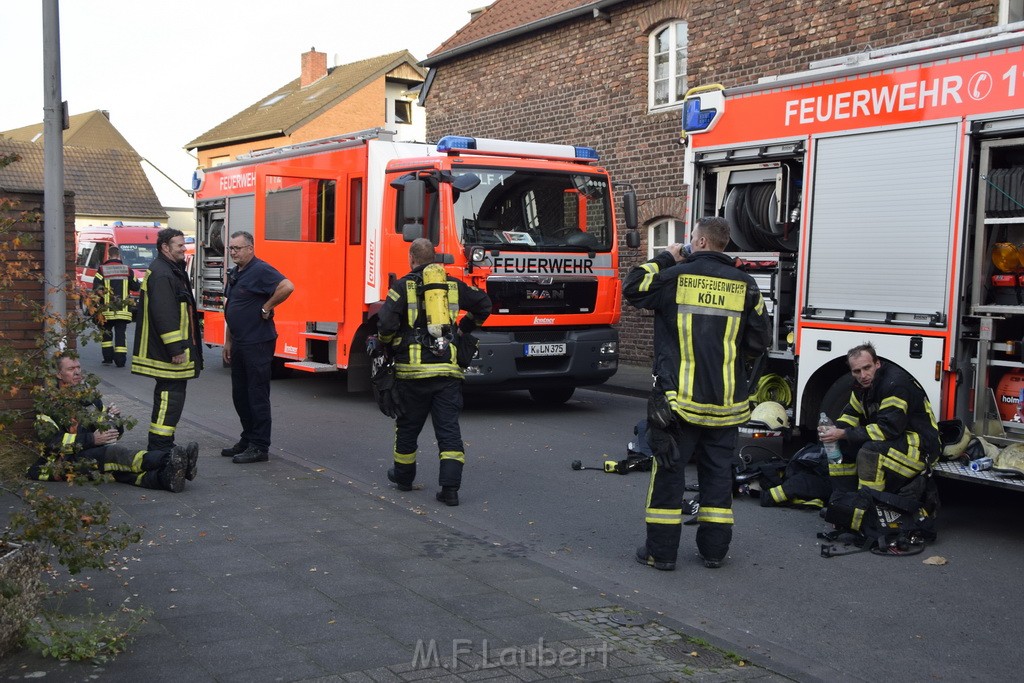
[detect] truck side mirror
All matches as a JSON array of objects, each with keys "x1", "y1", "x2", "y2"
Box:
[
  {"x1": 622, "y1": 190, "x2": 638, "y2": 231},
  {"x1": 402, "y1": 224, "x2": 424, "y2": 241},
  {"x1": 625, "y1": 231, "x2": 641, "y2": 249},
  {"x1": 403, "y1": 179, "x2": 425, "y2": 224}
]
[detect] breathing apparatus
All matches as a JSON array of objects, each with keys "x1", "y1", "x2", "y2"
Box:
[{"x1": 418, "y1": 263, "x2": 455, "y2": 356}]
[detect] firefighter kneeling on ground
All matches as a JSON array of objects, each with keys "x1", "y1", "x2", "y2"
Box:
[
  {"x1": 93, "y1": 246, "x2": 139, "y2": 368},
  {"x1": 369, "y1": 238, "x2": 491, "y2": 507}
]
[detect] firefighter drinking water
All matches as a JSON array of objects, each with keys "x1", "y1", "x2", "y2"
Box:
[
  {"x1": 370, "y1": 238, "x2": 491, "y2": 506},
  {"x1": 623, "y1": 217, "x2": 770, "y2": 570}
]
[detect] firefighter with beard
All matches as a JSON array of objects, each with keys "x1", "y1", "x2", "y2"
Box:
[
  {"x1": 624, "y1": 217, "x2": 770, "y2": 570},
  {"x1": 371, "y1": 238, "x2": 491, "y2": 507}
]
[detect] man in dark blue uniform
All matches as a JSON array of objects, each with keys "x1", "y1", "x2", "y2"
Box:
[{"x1": 220, "y1": 231, "x2": 294, "y2": 464}]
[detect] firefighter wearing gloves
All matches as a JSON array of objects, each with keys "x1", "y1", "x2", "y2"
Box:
[
  {"x1": 373, "y1": 238, "x2": 491, "y2": 507},
  {"x1": 132, "y1": 228, "x2": 203, "y2": 451},
  {"x1": 819, "y1": 343, "x2": 941, "y2": 493},
  {"x1": 93, "y1": 246, "x2": 139, "y2": 367},
  {"x1": 623, "y1": 217, "x2": 770, "y2": 570}
]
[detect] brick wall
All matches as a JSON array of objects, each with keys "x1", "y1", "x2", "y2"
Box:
[
  {"x1": 0, "y1": 189, "x2": 75, "y2": 438},
  {"x1": 424, "y1": 0, "x2": 999, "y2": 365}
]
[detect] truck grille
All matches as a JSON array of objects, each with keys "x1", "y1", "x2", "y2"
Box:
[{"x1": 486, "y1": 278, "x2": 597, "y2": 315}]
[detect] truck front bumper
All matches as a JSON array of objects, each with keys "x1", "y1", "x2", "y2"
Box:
[{"x1": 463, "y1": 326, "x2": 619, "y2": 390}]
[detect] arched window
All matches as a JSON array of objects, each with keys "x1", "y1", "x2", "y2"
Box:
[
  {"x1": 647, "y1": 218, "x2": 681, "y2": 259},
  {"x1": 649, "y1": 21, "x2": 688, "y2": 110}
]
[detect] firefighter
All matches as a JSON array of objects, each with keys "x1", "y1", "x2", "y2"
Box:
[
  {"x1": 131, "y1": 228, "x2": 203, "y2": 452},
  {"x1": 28, "y1": 354, "x2": 196, "y2": 492},
  {"x1": 373, "y1": 238, "x2": 491, "y2": 506},
  {"x1": 623, "y1": 216, "x2": 770, "y2": 570},
  {"x1": 818, "y1": 343, "x2": 941, "y2": 493},
  {"x1": 93, "y1": 246, "x2": 139, "y2": 367}
]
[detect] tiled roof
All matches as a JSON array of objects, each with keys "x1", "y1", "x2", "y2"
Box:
[
  {"x1": 185, "y1": 50, "x2": 424, "y2": 150},
  {"x1": 0, "y1": 138, "x2": 168, "y2": 220},
  {"x1": 426, "y1": 0, "x2": 630, "y2": 63},
  {"x1": 2, "y1": 110, "x2": 136, "y2": 152}
]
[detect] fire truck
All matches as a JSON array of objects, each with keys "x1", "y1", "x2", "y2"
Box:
[
  {"x1": 192, "y1": 129, "x2": 638, "y2": 403},
  {"x1": 681, "y1": 26, "x2": 1024, "y2": 490}
]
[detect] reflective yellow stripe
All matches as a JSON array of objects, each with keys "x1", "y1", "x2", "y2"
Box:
[
  {"x1": 721, "y1": 315, "x2": 739, "y2": 406},
  {"x1": 394, "y1": 450, "x2": 416, "y2": 465},
  {"x1": 637, "y1": 262, "x2": 659, "y2": 292},
  {"x1": 696, "y1": 506, "x2": 734, "y2": 525},
  {"x1": 866, "y1": 424, "x2": 885, "y2": 441},
  {"x1": 769, "y1": 485, "x2": 787, "y2": 503},
  {"x1": 851, "y1": 507, "x2": 865, "y2": 531},
  {"x1": 439, "y1": 450, "x2": 465, "y2": 463},
  {"x1": 849, "y1": 394, "x2": 864, "y2": 415},
  {"x1": 837, "y1": 414, "x2": 860, "y2": 428},
  {"x1": 880, "y1": 396, "x2": 908, "y2": 412},
  {"x1": 829, "y1": 462, "x2": 857, "y2": 477},
  {"x1": 645, "y1": 508, "x2": 682, "y2": 525},
  {"x1": 791, "y1": 498, "x2": 824, "y2": 508}
]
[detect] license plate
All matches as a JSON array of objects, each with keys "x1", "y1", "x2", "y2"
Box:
[{"x1": 525, "y1": 342, "x2": 566, "y2": 357}]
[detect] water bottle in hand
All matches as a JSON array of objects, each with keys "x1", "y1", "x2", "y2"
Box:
[{"x1": 819, "y1": 412, "x2": 841, "y2": 463}]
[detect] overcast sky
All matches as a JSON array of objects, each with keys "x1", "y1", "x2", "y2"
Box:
[{"x1": 0, "y1": 1, "x2": 490, "y2": 207}]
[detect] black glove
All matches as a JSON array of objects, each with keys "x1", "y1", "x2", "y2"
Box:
[
  {"x1": 366, "y1": 335, "x2": 387, "y2": 359},
  {"x1": 646, "y1": 424, "x2": 680, "y2": 472}
]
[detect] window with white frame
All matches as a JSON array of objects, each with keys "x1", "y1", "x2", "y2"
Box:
[
  {"x1": 649, "y1": 21, "x2": 688, "y2": 109},
  {"x1": 647, "y1": 218, "x2": 680, "y2": 259},
  {"x1": 1002, "y1": 0, "x2": 1024, "y2": 23}
]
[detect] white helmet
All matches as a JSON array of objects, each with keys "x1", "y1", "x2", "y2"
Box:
[{"x1": 749, "y1": 401, "x2": 790, "y2": 429}]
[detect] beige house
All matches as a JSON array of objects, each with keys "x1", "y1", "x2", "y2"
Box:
[{"x1": 186, "y1": 49, "x2": 426, "y2": 169}]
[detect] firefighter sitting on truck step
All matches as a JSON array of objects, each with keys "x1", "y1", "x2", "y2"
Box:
[
  {"x1": 370, "y1": 238, "x2": 491, "y2": 507},
  {"x1": 818, "y1": 343, "x2": 941, "y2": 495}
]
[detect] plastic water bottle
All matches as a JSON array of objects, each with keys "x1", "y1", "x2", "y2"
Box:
[{"x1": 819, "y1": 412, "x2": 841, "y2": 463}]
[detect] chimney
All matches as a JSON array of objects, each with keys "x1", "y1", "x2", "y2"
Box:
[{"x1": 301, "y1": 47, "x2": 328, "y2": 87}]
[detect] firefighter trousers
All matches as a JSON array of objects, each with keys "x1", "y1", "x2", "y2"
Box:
[
  {"x1": 230, "y1": 339, "x2": 274, "y2": 450},
  {"x1": 644, "y1": 420, "x2": 737, "y2": 563},
  {"x1": 148, "y1": 379, "x2": 187, "y2": 451},
  {"x1": 830, "y1": 436, "x2": 925, "y2": 494},
  {"x1": 64, "y1": 445, "x2": 174, "y2": 490},
  {"x1": 391, "y1": 377, "x2": 465, "y2": 489},
  {"x1": 101, "y1": 320, "x2": 129, "y2": 366}
]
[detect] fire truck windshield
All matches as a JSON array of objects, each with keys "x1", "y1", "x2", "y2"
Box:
[
  {"x1": 117, "y1": 243, "x2": 159, "y2": 269},
  {"x1": 452, "y1": 168, "x2": 612, "y2": 252}
]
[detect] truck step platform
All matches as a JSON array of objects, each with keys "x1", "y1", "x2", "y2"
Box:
[
  {"x1": 283, "y1": 361, "x2": 338, "y2": 373},
  {"x1": 932, "y1": 461, "x2": 1024, "y2": 492}
]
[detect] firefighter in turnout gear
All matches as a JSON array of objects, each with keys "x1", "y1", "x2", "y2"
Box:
[
  {"x1": 623, "y1": 217, "x2": 770, "y2": 570},
  {"x1": 132, "y1": 228, "x2": 203, "y2": 452},
  {"x1": 93, "y1": 246, "x2": 139, "y2": 367},
  {"x1": 819, "y1": 343, "x2": 941, "y2": 494},
  {"x1": 374, "y1": 238, "x2": 491, "y2": 506},
  {"x1": 28, "y1": 355, "x2": 196, "y2": 492}
]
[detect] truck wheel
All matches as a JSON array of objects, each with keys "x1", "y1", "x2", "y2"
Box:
[
  {"x1": 819, "y1": 374, "x2": 855, "y2": 422},
  {"x1": 529, "y1": 386, "x2": 575, "y2": 405}
]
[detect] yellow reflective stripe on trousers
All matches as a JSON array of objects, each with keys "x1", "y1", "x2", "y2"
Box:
[
  {"x1": 696, "y1": 506, "x2": 734, "y2": 525},
  {"x1": 769, "y1": 485, "x2": 788, "y2": 503},
  {"x1": 645, "y1": 508, "x2": 682, "y2": 525},
  {"x1": 439, "y1": 450, "x2": 465, "y2": 463},
  {"x1": 394, "y1": 451, "x2": 416, "y2": 465},
  {"x1": 829, "y1": 462, "x2": 857, "y2": 477}
]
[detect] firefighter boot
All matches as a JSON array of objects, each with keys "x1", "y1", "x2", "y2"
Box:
[
  {"x1": 388, "y1": 462, "x2": 416, "y2": 491},
  {"x1": 635, "y1": 545, "x2": 676, "y2": 571},
  {"x1": 437, "y1": 458, "x2": 462, "y2": 505},
  {"x1": 184, "y1": 441, "x2": 199, "y2": 481},
  {"x1": 163, "y1": 447, "x2": 188, "y2": 493}
]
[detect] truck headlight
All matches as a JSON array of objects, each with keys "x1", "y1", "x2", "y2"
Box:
[{"x1": 599, "y1": 341, "x2": 618, "y2": 355}]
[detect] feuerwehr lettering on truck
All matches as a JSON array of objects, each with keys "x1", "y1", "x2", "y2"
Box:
[{"x1": 490, "y1": 254, "x2": 614, "y2": 276}]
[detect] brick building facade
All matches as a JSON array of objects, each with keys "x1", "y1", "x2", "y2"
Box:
[
  {"x1": 422, "y1": 0, "x2": 1001, "y2": 366},
  {"x1": 0, "y1": 189, "x2": 76, "y2": 438}
]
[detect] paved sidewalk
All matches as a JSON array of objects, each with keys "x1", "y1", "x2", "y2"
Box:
[{"x1": 0, "y1": 367, "x2": 796, "y2": 682}]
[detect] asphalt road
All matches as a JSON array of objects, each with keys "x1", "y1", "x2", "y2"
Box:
[{"x1": 85, "y1": 337, "x2": 1024, "y2": 682}]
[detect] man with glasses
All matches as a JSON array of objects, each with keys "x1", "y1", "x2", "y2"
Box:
[
  {"x1": 132, "y1": 228, "x2": 203, "y2": 453},
  {"x1": 220, "y1": 231, "x2": 294, "y2": 464}
]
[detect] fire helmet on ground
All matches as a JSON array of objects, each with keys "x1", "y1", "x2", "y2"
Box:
[
  {"x1": 749, "y1": 401, "x2": 789, "y2": 429},
  {"x1": 938, "y1": 419, "x2": 972, "y2": 459}
]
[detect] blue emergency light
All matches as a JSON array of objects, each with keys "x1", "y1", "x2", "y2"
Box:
[
  {"x1": 437, "y1": 135, "x2": 599, "y2": 161},
  {"x1": 681, "y1": 85, "x2": 726, "y2": 135}
]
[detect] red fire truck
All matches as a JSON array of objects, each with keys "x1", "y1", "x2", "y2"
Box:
[
  {"x1": 681, "y1": 27, "x2": 1024, "y2": 489},
  {"x1": 192, "y1": 129, "x2": 638, "y2": 403}
]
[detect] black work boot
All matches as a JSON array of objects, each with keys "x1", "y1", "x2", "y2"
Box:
[
  {"x1": 166, "y1": 447, "x2": 187, "y2": 493},
  {"x1": 184, "y1": 441, "x2": 199, "y2": 481},
  {"x1": 435, "y1": 487, "x2": 459, "y2": 506},
  {"x1": 635, "y1": 545, "x2": 675, "y2": 571},
  {"x1": 387, "y1": 467, "x2": 413, "y2": 491},
  {"x1": 232, "y1": 445, "x2": 269, "y2": 464},
  {"x1": 221, "y1": 442, "x2": 246, "y2": 457}
]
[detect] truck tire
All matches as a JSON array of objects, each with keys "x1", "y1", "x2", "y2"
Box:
[
  {"x1": 529, "y1": 386, "x2": 575, "y2": 405},
  {"x1": 820, "y1": 374, "x2": 855, "y2": 422}
]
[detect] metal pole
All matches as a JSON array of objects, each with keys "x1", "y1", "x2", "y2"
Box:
[{"x1": 42, "y1": 0, "x2": 66, "y2": 345}]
